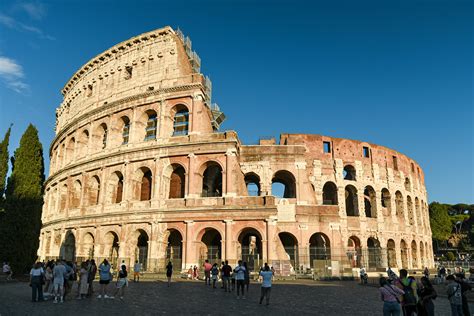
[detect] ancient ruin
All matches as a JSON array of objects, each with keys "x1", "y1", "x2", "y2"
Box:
[{"x1": 38, "y1": 26, "x2": 433, "y2": 276}]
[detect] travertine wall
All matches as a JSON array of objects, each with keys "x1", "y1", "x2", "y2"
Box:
[{"x1": 38, "y1": 26, "x2": 433, "y2": 274}]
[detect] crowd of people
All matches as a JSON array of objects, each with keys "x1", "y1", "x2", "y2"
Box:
[{"x1": 376, "y1": 267, "x2": 472, "y2": 316}]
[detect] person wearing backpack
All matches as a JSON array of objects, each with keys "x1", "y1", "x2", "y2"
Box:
[
  {"x1": 454, "y1": 274, "x2": 471, "y2": 316},
  {"x1": 446, "y1": 275, "x2": 463, "y2": 316},
  {"x1": 417, "y1": 276, "x2": 437, "y2": 316},
  {"x1": 379, "y1": 277, "x2": 404, "y2": 316},
  {"x1": 395, "y1": 269, "x2": 418, "y2": 316}
]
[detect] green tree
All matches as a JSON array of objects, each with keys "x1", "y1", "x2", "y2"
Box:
[
  {"x1": 0, "y1": 126, "x2": 11, "y2": 211},
  {"x1": 429, "y1": 202, "x2": 452, "y2": 241},
  {"x1": 0, "y1": 124, "x2": 44, "y2": 273}
]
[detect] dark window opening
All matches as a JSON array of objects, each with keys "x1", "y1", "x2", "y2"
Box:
[
  {"x1": 87, "y1": 84, "x2": 93, "y2": 97},
  {"x1": 322, "y1": 182, "x2": 338, "y2": 205},
  {"x1": 145, "y1": 113, "x2": 157, "y2": 141},
  {"x1": 364, "y1": 186, "x2": 377, "y2": 218},
  {"x1": 323, "y1": 141, "x2": 331, "y2": 153},
  {"x1": 202, "y1": 164, "x2": 222, "y2": 197},
  {"x1": 116, "y1": 175, "x2": 123, "y2": 203},
  {"x1": 122, "y1": 117, "x2": 130, "y2": 144},
  {"x1": 169, "y1": 165, "x2": 185, "y2": 199},
  {"x1": 363, "y1": 146, "x2": 370, "y2": 158},
  {"x1": 125, "y1": 66, "x2": 133, "y2": 79},
  {"x1": 173, "y1": 110, "x2": 189, "y2": 136},
  {"x1": 392, "y1": 156, "x2": 398, "y2": 171},
  {"x1": 140, "y1": 170, "x2": 152, "y2": 201},
  {"x1": 271, "y1": 170, "x2": 296, "y2": 198},
  {"x1": 345, "y1": 185, "x2": 358, "y2": 216},
  {"x1": 411, "y1": 163, "x2": 415, "y2": 172},
  {"x1": 343, "y1": 165, "x2": 356, "y2": 181},
  {"x1": 244, "y1": 173, "x2": 261, "y2": 196}
]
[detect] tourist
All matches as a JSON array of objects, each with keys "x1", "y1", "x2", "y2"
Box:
[
  {"x1": 52, "y1": 260, "x2": 67, "y2": 303},
  {"x1": 220, "y1": 262, "x2": 225, "y2": 289},
  {"x1": 166, "y1": 261, "x2": 173, "y2": 287},
  {"x1": 120, "y1": 260, "x2": 126, "y2": 271},
  {"x1": 446, "y1": 275, "x2": 463, "y2": 316},
  {"x1": 193, "y1": 265, "x2": 199, "y2": 280},
  {"x1": 203, "y1": 259, "x2": 212, "y2": 285},
  {"x1": 77, "y1": 262, "x2": 88, "y2": 299},
  {"x1": 454, "y1": 274, "x2": 471, "y2": 316},
  {"x1": 259, "y1": 263, "x2": 273, "y2": 306},
  {"x1": 417, "y1": 276, "x2": 436, "y2": 316},
  {"x1": 97, "y1": 259, "x2": 113, "y2": 299},
  {"x1": 379, "y1": 276, "x2": 404, "y2": 316},
  {"x1": 222, "y1": 261, "x2": 232, "y2": 292},
  {"x1": 63, "y1": 261, "x2": 75, "y2": 300},
  {"x1": 395, "y1": 269, "x2": 418, "y2": 316},
  {"x1": 187, "y1": 266, "x2": 193, "y2": 280},
  {"x1": 30, "y1": 262, "x2": 45, "y2": 302},
  {"x1": 243, "y1": 262, "x2": 250, "y2": 292},
  {"x1": 44, "y1": 262, "x2": 53, "y2": 296},
  {"x1": 3, "y1": 262, "x2": 12, "y2": 280},
  {"x1": 211, "y1": 263, "x2": 219, "y2": 289},
  {"x1": 360, "y1": 266, "x2": 368, "y2": 284},
  {"x1": 87, "y1": 259, "x2": 97, "y2": 297},
  {"x1": 439, "y1": 266, "x2": 447, "y2": 283},
  {"x1": 112, "y1": 264, "x2": 128, "y2": 300},
  {"x1": 133, "y1": 260, "x2": 141, "y2": 282},
  {"x1": 234, "y1": 260, "x2": 246, "y2": 299},
  {"x1": 423, "y1": 267, "x2": 430, "y2": 279}
]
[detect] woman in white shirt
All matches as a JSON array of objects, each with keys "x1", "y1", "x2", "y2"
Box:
[{"x1": 30, "y1": 262, "x2": 45, "y2": 302}]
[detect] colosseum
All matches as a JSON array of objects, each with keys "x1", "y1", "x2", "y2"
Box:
[{"x1": 38, "y1": 26, "x2": 433, "y2": 276}]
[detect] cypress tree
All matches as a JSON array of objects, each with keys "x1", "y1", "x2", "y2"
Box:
[
  {"x1": 0, "y1": 124, "x2": 44, "y2": 273},
  {"x1": 0, "y1": 126, "x2": 11, "y2": 211}
]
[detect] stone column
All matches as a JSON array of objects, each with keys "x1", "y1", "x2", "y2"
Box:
[
  {"x1": 225, "y1": 150, "x2": 237, "y2": 197},
  {"x1": 265, "y1": 218, "x2": 277, "y2": 263},
  {"x1": 224, "y1": 220, "x2": 233, "y2": 262},
  {"x1": 295, "y1": 161, "x2": 307, "y2": 204},
  {"x1": 187, "y1": 153, "x2": 197, "y2": 198},
  {"x1": 184, "y1": 220, "x2": 195, "y2": 268}
]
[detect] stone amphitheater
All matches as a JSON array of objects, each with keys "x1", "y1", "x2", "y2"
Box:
[{"x1": 38, "y1": 26, "x2": 433, "y2": 276}]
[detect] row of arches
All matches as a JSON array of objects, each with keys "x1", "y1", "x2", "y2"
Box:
[
  {"x1": 342, "y1": 164, "x2": 415, "y2": 192},
  {"x1": 52, "y1": 104, "x2": 190, "y2": 171}
]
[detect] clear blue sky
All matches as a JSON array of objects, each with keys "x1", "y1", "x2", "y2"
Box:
[{"x1": 0, "y1": 0, "x2": 472, "y2": 203}]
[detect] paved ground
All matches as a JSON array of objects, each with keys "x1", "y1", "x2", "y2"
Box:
[{"x1": 0, "y1": 279, "x2": 471, "y2": 315}]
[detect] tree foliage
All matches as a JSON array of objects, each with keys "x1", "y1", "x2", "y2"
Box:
[
  {"x1": 0, "y1": 126, "x2": 11, "y2": 210},
  {"x1": 429, "y1": 202, "x2": 452, "y2": 241},
  {"x1": 0, "y1": 124, "x2": 44, "y2": 273}
]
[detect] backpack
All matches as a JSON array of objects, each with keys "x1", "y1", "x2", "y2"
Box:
[{"x1": 402, "y1": 279, "x2": 417, "y2": 306}]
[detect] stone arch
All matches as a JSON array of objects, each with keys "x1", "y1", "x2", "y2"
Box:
[
  {"x1": 420, "y1": 241, "x2": 425, "y2": 268},
  {"x1": 238, "y1": 227, "x2": 263, "y2": 271},
  {"x1": 345, "y1": 185, "x2": 359, "y2": 216},
  {"x1": 395, "y1": 191, "x2": 404, "y2": 223},
  {"x1": 411, "y1": 240, "x2": 418, "y2": 269},
  {"x1": 171, "y1": 104, "x2": 189, "y2": 136},
  {"x1": 381, "y1": 188, "x2": 391, "y2": 216},
  {"x1": 60, "y1": 183, "x2": 68, "y2": 211},
  {"x1": 103, "y1": 231, "x2": 120, "y2": 267},
  {"x1": 134, "y1": 167, "x2": 152, "y2": 201},
  {"x1": 278, "y1": 232, "x2": 299, "y2": 267},
  {"x1": 61, "y1": 230, "x2": 76, "y2": 261},
  {"x1": 343, "y1": 165, "x2": 356, "y2": 180},
  {"x1": 271, "y1": 170, "x2": 296, "y2": 198},
  {"x1": 167, "y1": 164, "x2": 186, "y2": 199},
  {"x1": 415, "y1": 197, "x2": 421, "y2": 227},
  {"x1": 364, "y1": 186, "x2": 377, "y2": 218},
  {"x1": 166, "y1": 229, "x2": 183, "y2": 270},
  {"x1": 407, "y1": 195, "x2": 414, "y2": 225},
  {"x1": 70, "y1": 180, "x2": 82, "y2": 208},
  {"x1": 139, "y1": 109, "x2": 158, "y2": 141},
  {"x1": 87, "y1": 175, "x2": 100, "y2": 206},
  {"x1": 77, "y1": 129, "x2": 89, "y2": 158},
  {"x1": 347, "y1": 236, "x2": 362, "y2": 267},
  {"x1": 92, "y1": 123, "x2": 108, "y2": 151},
  {"x1": 199, "y1": 228, "x2": 222, "y2": 264},
  {"x1": 309, "y1": 233, "x2": 331, "y2": 266},
  {"x1": 387, "y1": 239, "x2": 396, "y2": 268},
  {"x1": 132, "y1": 229, "x2": 149, "y2": 271},
  {"x1": 120, "y1": 116, "x2": 131, "y2": 145},
  {"x1": 65, "y1": 137, "x2": 75, "y2": 164},
  {"x1": 404, "y1": 177, "x2": 411, "y2": 191},
  {"x1": 400, "y1": 239, "x2": 408, "y2": 268},
  {"x1": 106, "y1": 171, "x2": 124, "y2": 204},
  {"x1": 322, "y1": 181, "x2": 338, "y2": 205},
  {"x1": 200, "y1": 161, "x2": 223, "y2": 197},
  {"x1": 244, "y1": 172, "x2": 261, "y2": 196},
  {"x1": 82, "y1": 232, "x2": 95, "y2": 260},
  {"x1": 367, "y1": 237, "x2": 381, "y2": 270}
]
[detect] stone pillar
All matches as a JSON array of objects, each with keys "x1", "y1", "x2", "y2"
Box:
[
  {"x1": 187, "y1": 154, "x2": 197, "y2": 198},
  {"x1": 295, "y1": 161, "x2": 307, "y2": 204},
  {"x1": 184, "y1": 220, "x2": 195, "y2": 268},
  {"x1": 265, "y1": 218, "x2": 277, "y2": 263},
  {"x1": 224, "y1": 220, "x2": 233, "y2": 262},
  {"x1": 225, "y1": 150, "x2": 237, "y2": 197}
]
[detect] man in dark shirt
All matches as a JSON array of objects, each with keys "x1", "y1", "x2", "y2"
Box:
[{"x1": 222, "y1": 261, "x2": 232, "y2": 292}]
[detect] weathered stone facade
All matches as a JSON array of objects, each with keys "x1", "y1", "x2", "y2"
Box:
[{"x1": 38, "y1": 26, "x2": 433, "y2": 275}]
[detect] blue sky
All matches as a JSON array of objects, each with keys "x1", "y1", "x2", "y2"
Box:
[{"x1": 0, "y1": 0, "x2": 472, "y2": 203}]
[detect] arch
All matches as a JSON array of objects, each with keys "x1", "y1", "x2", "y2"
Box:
[
  {"x1": 66, "y1": 137, "x2": 75, "y2": 164},
  {"x1": 271, "y1": 170, "x2": 296, "y2": 198},
  {"x1": 200, "y1": 228, "x2": 222, "y2": 263},
  {"x1": 106, "y1": 171, "x2": 124, "y2": 204},
  {"x1": 169, "y1": 164, "x2": 186, "y2": 199},
  {"x1": 387, "y1": 239, "x2": 396, "y2": 268},
  {"x1": 62, "y1": 230, "x2": 76, "y2": 261},
  {"x1": 77, "y1": 129, "x2": 89, "y2": 158},
  {"x1": 367, "y1": 237, "x2": 381, "y2": 270},
  {"x1": 322, "y1": 181, "x2": 338, "y2": 205},
  {"x1": 345, "y1": 185, "x2": 358, "y2": 216},
  {"x1": 364, "y1": 186, "x2": 377, "y2": 218},
  {"x1": 238, "y1": 228, "x2": 263, "y2": 271},
  {"x1": 201, "y1": 162, "x2": 223, "y2": 197},
  {"x1": 278, "y1": 232, "x2": 299, "y2": 267},
  {"x1": 347, "y1": 236, "x2": 362, "y2": 267},
  {"x1": 415, "y1": 197, "x2": 421, "y2": 227},
  {"x1": 381, "y1": 188, "x2": 391, "y2": 216},
  {"x1": 135, "y1": 229, "x2": 149, "y2": 271},
  {"x1": 138, "y1": 167, "x2": 152, "y2": 201},
  {"x1": 395, "y1": 191, "x2": 404, "y2": 223},
  {"x1": 166, "y1": 229, "x2": 183, "y2": 270},
  {"x1": 87, "y1": 175, "x2": 100, "y2": 206},
  {"x1": 121, "y1": 116, "x2": 131, "y2": 145},
  {"x1": 70, "y1": 180, "x2": 82, "y2": 208},
  {"x1": 172, "y1": 104, "x2": 189, "y2": 136},
  {"x1": 400, "y1": 239, "x2": 408, "y2": 268},
  {"x1": 309, "y1": 233, "x2": 331, "y2": 267},
  {"x1": 99, "y1": 123, "x2": 108, "y2": 149},
  {"x1": 144, "y1": 110, "x2": 158, "y2": 141},
  {"x1": 343, "y1": 165, "x2": 356, "y2": 181},
  {"x1": 60, "y1": 184, "x2": 68, "y2": 211},
  {"x1": 420, "y1": 242, "x2": 425, "y2": 268},
  {"x1": 411, "y1": 240, "x2": 418, "y2": 269},
  {"x1": 407, "y1": 195, "x2": 414, "y2": 225},
  {"x1": 103, "y1": 231, "x2": 120, "y2": 267},
  {"x1": 244, "y1": 172, "x2": 261, "y2": 196},
  {"x1": 82, "y1": 232, "x2": 95, "y2": 259},
  {"x1": 404, "y1": 177, "x2": 411, "y2": 191}
]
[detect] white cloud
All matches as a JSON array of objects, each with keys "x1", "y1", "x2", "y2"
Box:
[
  {"x1": 0, "y1": 56, "x2": 29, "y2": 93},
  {"x1": 19, "y1": 2, "x2": 46, "y2": 20},
  {"x1": 0, "y1": 13, "x2": 55, "y2": 40}
]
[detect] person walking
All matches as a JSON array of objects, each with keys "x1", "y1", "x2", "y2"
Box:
[
  {"x1": 30, "y1": 262, "x2": 45, "y2": 302},
  {"x1": 133, "y1": 260, "x2": 141, "y2": 282},
  {"x1": 243, "y1": 262, "x2": 250, "y2": 292},
  {"x1": 77, "y1": 262, "x2": 89, "y2": 299},
  {"x1": 234, "y1": 260, "x2": 246, "y2": 299},
  {"x1": 379, "y1": 276, "x2": 404, "y2": 316},
  {"x1": 423, "y1": 267, "x2": 430, "y2": 279},
  {"x1": 97, "y1": 259, "x2": 112, "y2": 299},
  {"x1": 112, "y1": 264, "x2": 128, "y2": 300},
  {"x1": 446, "y1": 275, "x2": 463, "y2": 316},
  {"x1": 52, "y1": 260, "x2": 67, "y2": 304},
  {"x1": 3, "y1": 262, "x2": 13, "y2": 280},
  {"x1": 44, "y1": 262, "x2": 53, "y2": 297},
  {"x1": 259, "y1": 263, "x2": 273, "y2": 306},
  {"x1": 395, "y1": 269, "x2": 418, "y2": 316},
  {"x1": 454, "y1": 274, "x2": 471, "y2": 316},
  {"x1": 203, "y1": 260, "x2": 212, "y2": 285},
  {"x1": 222, "y1": 261, "x2": 232, "y2": 292},
  {"x1": 166, "y1": 261, "x2": 173, "y2": 287},
  {"x1": 220, "y1": 262, "x2": 225, "y2": 289},
  {"x1": 87, "y1": 259, "x2": 97, "y2": 297},
  {"x1": 211, "y1": 263, "x2": 219, "y2": 289},
  {"x1": 417, "y1": 276, "x2": 437, "y2": 316}
]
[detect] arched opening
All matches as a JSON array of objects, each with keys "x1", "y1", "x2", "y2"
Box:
[
  {"x1": 272, "y1": 170, "x2": 296, "y2": 198},
  {"x1": 62, "y1": 231, "x2": 76, "y2": 261},
  {"x1": 140, "y1": 168, "x2": 152, "y2": 201},
  {"x1": 88, "y1": 175, "x2": 100, "y2": 206},
  {"x1": 407, "y1": 196, "x2": 414, "y2": 225},
  {"x1": 400, "y1": 239, "x2": 408, "y2": 268},
  {"x1": 411, "y1": 240, "x2": 418, "y2": 269},
  {"x1": 66, "y1": 137, "x2": 75, "y2": 164},
  {"x1": 404, "y1": 177, "x2": 411, "y2": 191},
  {"x1": 309, "y1": 233, "x2": 331, "y2": 268},
  {"x1": 172, "y1": 105, "x2": 189, "y2": 136},
  {"x1": 166, "y1": 229, "x2": 183, "y2": 270},
  {"x1": 343, "y1": 165, "x2": 356, "y2": 180},
  {"x1": 83, "y1": 233, "x2": 95, "y2": 260},
  {"x1": 106, "y1": 171, "x2": 124, "y2": 204},
  {"x1": 420, "y1": 242, "x2": 425, "y2": 268},
  {"x1": 381, "y1": 188, "x2": 391, "y2": 216},
  {"x1": 104, "y1": 232, "x2": 119, "y2": 268},
  {"x1": 238, "y1": 228, "x2": 263, "y2": 271},
  {"x1": 395, "y1": 191, "x2": 404, "y2": 223},
  {"x1": 364, "y1": 186, "x2": 377, "y2": 218},
  {"x1": 244, "y1": 172, "x2": 261, "y2": 196},
  {"x1": 121, "y1": 116, "x2": 131, "y2": 145},
  {"x1": 136, "y1": 230, "x2": 149, "y2": 271},
  {"x1": 278, "y1": 232, "x2": 299, "y2": 268},
  {"x1": 200, "y1": 228, "x2": 222, "y2": 264},
  {"x1": 367, "y1": 238, "x2": 381, "y2": 270},
  {"x1": 347, "y1": 236, "x2": 362, "y2": 267},
  {"x1": 60, "y1": 184, "x2": 68, "y2": 211},
  {"x1": 100, "y1": 123, "x2": 108, "y2": 149},
  {"x1": 169, "y1": 164, "x2": 185, "y2": 199},
  {"x1": 70, "y1": 180, "x2": 82, "y2": 208},
  {"x1": 322, "y1": 181, "x2": 338, "y2": 205},
  {"x1": 201, "y1": 162, "x2": 222, "y2": 197},
  {"x1": 387, "y1": 239, "x2": 396, "y2": 268},
  {"x1": 144, "y1": 110, "x2": 158, "y2": 141},
  {"x1": 415, "y1": 197, "x2": 421, "y2": 227},
  {"x1": 77, "y1": 130, "x2": 89, "y2": 158},
  {"x1": 345, "y1": 185, "x2": 358, "y2": 216}
]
